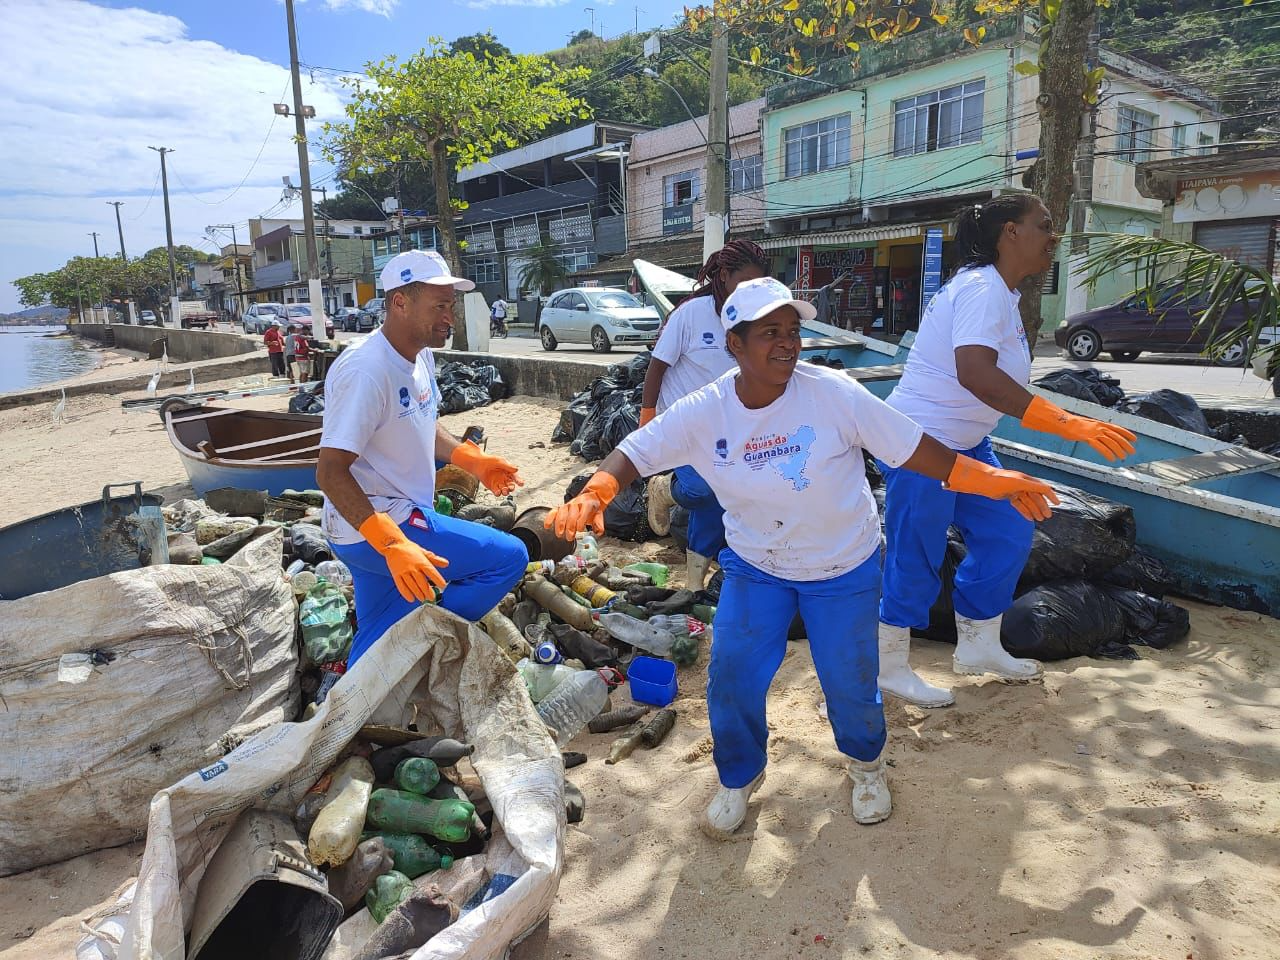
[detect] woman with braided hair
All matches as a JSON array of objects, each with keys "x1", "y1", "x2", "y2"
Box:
[
  {"x1": 641, "y1": 240, "x2": 770, "y2": 589},
  {"x1": 877, "y1": 194, "x2": 1137, "y2": 708}
]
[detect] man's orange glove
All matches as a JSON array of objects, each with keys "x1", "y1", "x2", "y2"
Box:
[
  {"x1": 1021, "y1": 395, "x2": 1137, "y2": 462},
  {"x1": 450, "y1": 440, "x2": 524, "y2": 496},
  {"x1": 544, "y1": 472, "x2": 620, "y2": 539},
  {"x1": 638, "y1": 407, "x2": 657, "y2": 428},
  {"x1": 359, "y1": 512, "x2": 449, "y2": 603},
  {"x1": 945, "y1": 456, "x2": 1060, "y2": 522}
]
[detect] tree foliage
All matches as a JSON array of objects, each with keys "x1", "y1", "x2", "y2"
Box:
[
  {"x1": 321, "y1": 39, "x2": 590, "y2": 348},
  {"x1": 15, "y1": 246, "x2": 213, "y2": 313},
  {"x1": 517, "y1": 242, "x2": 571, "y2": 296}
]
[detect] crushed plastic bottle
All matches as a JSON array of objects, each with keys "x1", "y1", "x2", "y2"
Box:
[
  {"x1": 535, "y1": 669, "x2": 610, "y2": 747},
  {"x1": 366, "y1": 790, "x2": 476, "y2": 843},
  {"x1": 299, "y1": 580, "x2": 354, "y2": 665},
  {"x1": 645, "y1": 614, "x2": 708, "y2": 638},
  {"x1": 326, "y1": 837, "x2": 395, "y2": 912},
  {"x1": 573, "y1": 532, "x2": 599, "y2": 561},
  {"x1": 307, "y1": 756, "x2": 375, "y2": 867},
  {"x1": 517, "y1": 658, "x2": 577, "y2": 702},
  {"x1": 393, "y1": 757, "x2": 441, "y2": 795},
  {"x1": 623, "y1": 562, "x2": 670, "y2": 587},
  {"x1": 366, "y1": 870, "x2": 415, "y2": 924},
  {"x1": 314, "y1": 559, "x2": 353, "y2": 587},
  {"x1": 595, "y1": 612, "x2": 678, "y2": 658},
  {"x1": 366, "y1": 831, "x2": 455, "y2": 879}
]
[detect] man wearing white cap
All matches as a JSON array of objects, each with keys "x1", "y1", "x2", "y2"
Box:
[
  {"x1": 318, "y1": 250, "x2": 528, "y2": 666},
  {"x1": 543, "y1": 277, "x2": 1057, "y2": 835}
]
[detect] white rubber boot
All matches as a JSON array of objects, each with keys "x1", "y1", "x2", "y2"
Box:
[
  {"x1": 646, "y1": 472, "x2": 675, "y2": 536},
  {"x1": 700, "y1": 771, "x2": 765, "y2": 839},
  {"x1": 953, "y1": 613, "x2": 1043, "y2": 680},
  {"x1": 877, "y1": 622, "x2": 954, "y2": 708},
  {"x1": 686, "y1": 549, "x2": 713, "y2": 591},
  {"x1": 848, "y1": 757, "x2": 892, "y2": 824}
]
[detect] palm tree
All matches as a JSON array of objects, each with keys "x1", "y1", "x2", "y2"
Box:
[
  {"x1": 517, "y1": 242, "x2": 570, "y2": 298},
  {"x1": 1076, "y1": 232, "x2": 1279, "y2": 366}
]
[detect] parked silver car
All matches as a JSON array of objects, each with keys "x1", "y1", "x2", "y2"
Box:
[
  {"x1": 537, "y1": 288, "x2": 661, "y2": 353},
  {"x1": 243, "y1": 302, "x2": 286, "y2": 334}
]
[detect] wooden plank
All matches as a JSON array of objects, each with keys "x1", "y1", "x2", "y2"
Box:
[
  {"x1": 215, "y1": 428, "x2": 323, "y2": 455},
  {"x1": 842, "y1": 363, "x2": 906, "y2": 382},
  {"x1": 1129, "y1": 445, "x2": 1280, "y2": 485},
  {"x1": 252, "y1": 444, "x2": 321, "y2": 462}
]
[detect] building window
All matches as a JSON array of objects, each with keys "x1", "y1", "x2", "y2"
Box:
[
  {"x1": 464, "y1": 227, "x2": 497, "y2": 254},
  {"x1": 663, "y1": 169, "x2": 700, "y2": 206},
  {"x1": 556, "y1": 246, "x2": 596, "y2": 275},
  {"x1": 1172, "y1": 123, "x2": 1187, "y2": 157},
  {"x1": 784, "y1": 114, "x2": 851, "y2": 178},
  {"x1": 893, "y1": 80, "x2": 984, "y2": 157},
  {"x1": 1117, "y1": 105, "x2": 1157, "y2": 163},
  {"x1": 730, "y1": 153, "x2": 763, "y2": 193},
  {"x1": 1198, "y1": 132, "x2": 1216, "y2": 156},
  {"x1": 352, "y1": 226, "x2": 363, "y2": 235},
  {"x1": 503, "y1": 221, "x2": 540, "y2": 250},
  {"x1": 549, "y1": 213, "x2": 593, "y2": 244},
  {"x1": 467, "y1": 257, "x2": 500, "y2": 284}
]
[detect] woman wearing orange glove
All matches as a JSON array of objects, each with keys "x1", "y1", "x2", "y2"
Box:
[
  {"x1": 878, "y1": 195, "x2": 1137, "y2": 709},
  {"x1": 318, "y1": 250, "x2": 528, "y2": 667},
  {"x1": 547, "y1": 278, "x2": 1057, "y2": 836}
]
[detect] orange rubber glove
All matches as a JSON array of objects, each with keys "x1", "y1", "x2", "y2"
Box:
[
  {"x1": 359, "y1": 512, "x2": 449, "y2": 603},
  {"x1": 450, "y1": 440, "x2": 524, "y2": 496},
  {"x1": 1021, "y1": 395, "x2": 1137, "y2": 462},
  {"x1": 638, "y1": 407, "x2": 657, "y2": 428},
  {"x1": 544, "y1": 472, "x2": 620, "y2": 540},
  {"x1": 944, "y1": 456, "x2": 1061, "y2": 522}
]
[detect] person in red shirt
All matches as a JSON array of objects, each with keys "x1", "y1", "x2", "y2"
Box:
[
  {"x1": 291, "y1": 326, "x2": 313, "y2": 382},
  {"x1": 263, "y1": 321, "x2": 286, "y2": 378}
]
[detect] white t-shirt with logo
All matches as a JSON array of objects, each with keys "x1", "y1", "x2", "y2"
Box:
[
  {"x1": 888, "y1": 264, "x2": 1031, "y2": 450},
  {"x1": 619, "y1": 363, "x2": 922, "y2": 581},
  {"x1": 652, "y1": 295, "x2": 737, "y2": 413},
  {"x1": 491, "y1": 299, "x2": 507, "y2": 319},
  {"x1": 320, "y1": 330, "x2": 441, "y2": 544}
]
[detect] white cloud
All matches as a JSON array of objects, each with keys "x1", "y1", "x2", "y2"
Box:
[
  {"x1": 320, "y1": 0, "x2": 399, "y2": 15},
  {"x1": 0, "y1": 0, "x2": 350, "y2": 312}
]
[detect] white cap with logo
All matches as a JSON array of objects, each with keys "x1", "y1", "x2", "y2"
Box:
[
  {"x1": 720, "y1": 277, "x2": 817, "y2": 332},
  {"x1": 379, "y1": 249, "x2": 475, "y2": 294}
]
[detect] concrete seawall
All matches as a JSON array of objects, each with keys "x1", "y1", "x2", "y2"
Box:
[{"x1": 75, "y1": 324, "x2": 258, "y2": 362}]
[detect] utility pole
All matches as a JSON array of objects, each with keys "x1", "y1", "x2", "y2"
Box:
[
  {"x1": 88, "y1": 231, "x2": 100, "y2": 257},
  {"x1": 209, "y1": 222, "x2": 247, "y2": 320},
  {"x1": 284, "y1": 0, "x2": 325, "y2": 325},
  {"x1": 107, "y1": 201, "x2": 127, "y2": 260},
  {"x1": 585, "y1": 6, "x2": 595, "y2": 36},
  {"x1": 702, "y1": 8, "x2": 729, "y2": 261},
  {"x1": 148, "y1": 145, "x2": 180, "y2": 326},
  {"x1": 1063, "y1": 20, "x2": 1100, "y2": 321}
]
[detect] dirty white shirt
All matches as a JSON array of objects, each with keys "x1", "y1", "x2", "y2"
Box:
[
  {"x1": 619, "y1": 362, "x2": 922, "y2": 581},
  {"x1": 652, "y1": 295, "x2": 737, "y2": 413},
  {"x1": 888, "y1": 264, "x2": 1032, "y2": 450},
  {"x1": 320, "y1": 330, "x2": 441, "y2": 544}
]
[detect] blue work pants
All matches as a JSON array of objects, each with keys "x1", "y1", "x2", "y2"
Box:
[{"x1": 671, "y1": 465, "x2": 726, "y2": 558}]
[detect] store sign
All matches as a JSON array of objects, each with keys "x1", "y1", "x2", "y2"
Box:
[
  {"x1": 662, "y1": 204, "x2": 694, "y2": 235},
  {"x1": 797, "y1": 247, "x2": 814, "y2": 290},
  {"x1": 920, "y1": 228, "x2": 944, "y2": 314},
  {"x1": 814, "y1": 248, "x2": 872, "y2": 270},
  {"x1": 1174, "y1": 171, "x2": 1280, "y2": 223}
]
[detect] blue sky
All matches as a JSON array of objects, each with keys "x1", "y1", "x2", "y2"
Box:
[{"x1": 0, "y1": 0, "x2": 688, "y2": 313}]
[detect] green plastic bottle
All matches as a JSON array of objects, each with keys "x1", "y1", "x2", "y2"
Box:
[
  {"x1": 365, "y1": 831, "x2": 455, "y2": 879},
  {"x1": 393, "y1": 757, "x2": 441, "y2": 795},
  {"x1": 299, "y1": 580, "x2": 354, "y2": 665},
  {"x1": 199, "y1": 556, "x2": 222, "y2": 565},
  {"x1": 623, "y1": 562, "x2": 669, "y2": 587},
  {"x1": 365, "y1": 789, "x2": 475, "y2": 843},
  {"x1": 366, "y1": 870, "x2": 414, "y2": 923},
  {"x1": 434, "y1": 494, "x2": 454, "y2": 516},
  {"x1": 690, "y1": 603, "x2": 717, "y2": 624}
]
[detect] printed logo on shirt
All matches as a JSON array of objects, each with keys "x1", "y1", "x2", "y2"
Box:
[
  {"x1": 701, "y1": 331, "x2": 715, "y2": 345},
  {"x1": 743, "y1": 426, "x2": 815, "y2": 491},
  {"x1": 398, "y1": 386, "x2": 411, "y2": 409},
  {"x1": 715, "y1": 438, "x2": 728, "y2": 460}
]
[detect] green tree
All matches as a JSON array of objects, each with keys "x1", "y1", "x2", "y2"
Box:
[
  {"x1": 321, "y1": 39, "x2": 590, "y2": 349},
  {"x1": 517, "y1": 242, "x2": 571, "y2": 297},
  {"x1": 450, "y1": 31, "x2": 511, "y2": 59},
  {"x1": 318, "y1": 164, "x2": 438, "y2": 222},
  {"x1": 15, "y1": 245, "x2": 213, "y2": 318}
]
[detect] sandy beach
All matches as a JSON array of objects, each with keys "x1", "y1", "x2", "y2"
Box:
[{"x1": 0, "y1": 382, "x2": 1277, "y2": 960}]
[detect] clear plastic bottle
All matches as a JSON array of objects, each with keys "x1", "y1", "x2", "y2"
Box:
[
  {"x1": 645, "y1": 614, "x2": 708, "y2": 638},
  {"x1": 535, "y1": 669, "x2": 610, "y2": 747},
  {"x1": 517, "y1": 658, "x2": 577, "y2": 702},
  {"x1": 573, "y1": 532, "x2": 599, "y2": 561},
  {"x1": 306, "y1": 756, "x2": 375, "y2": 867},
  {"x1": 314, "y1": 559, "x2": 353, "y2": 586},
  {"x1": 595, "y1": 612, "x2": 678, "y2": 658}
]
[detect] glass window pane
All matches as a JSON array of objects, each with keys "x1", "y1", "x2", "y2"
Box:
[
  {"x1": 938, "y1": 99, "x2": 960, "y2": 148},
  {"x1": 961, "y1": 90, "x2": 984, "y2": 142},
  {"x1": 894, "y1": 110, "x2": 912, "y2": 156}
]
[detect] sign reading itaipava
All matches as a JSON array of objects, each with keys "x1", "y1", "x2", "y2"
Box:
[{"x1": 1174, "y1": 170, "x2": 1279, "y2": 223}]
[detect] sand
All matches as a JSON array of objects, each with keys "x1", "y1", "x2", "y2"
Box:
[{"x1": 1, "y1": 386, "x2": 1278, "y2": 960}]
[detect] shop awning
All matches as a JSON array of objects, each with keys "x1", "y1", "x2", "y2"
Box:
[{"x1": 759, "y1": 223, "x2": 927, "y2": 251}]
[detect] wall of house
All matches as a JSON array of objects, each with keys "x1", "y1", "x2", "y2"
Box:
[{"x1": 763, "y1": 90, "x2": 865, "y2": 222}]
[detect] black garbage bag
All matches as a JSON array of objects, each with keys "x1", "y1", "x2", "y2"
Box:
[
  {"x1": 1099, "y1": 585, "x2": 1191, "y2": 649},
  {"x1": 600, "y1": 401, "x2": 640, "y2": 459},
  {"x1": 607, "y1": 353, "x2": 650, "y2": 388},
  {"x1": 564, "y1": 473, "x2": 652, "y2": 541},
  {"x1": 1033, "y1": 369, "x2": 1125, "y2": 407},
  {"x1": 553, "y1": 390, "x2": 593, "y2": 443},
  {"x1": 1098, "y1": 548, "x2": 1178, "y2": 599},
  {"x1": 1001, "y1": 582, "x2": 1138, "y2": 660},
  {"x1": 471, "y1": 363, "x2": 507, "y2": 401},
  {"x1": 289, "y1": 389, "x2": 324, "y2": 414},
  {"x1": 1019, "y1": 483, "x2": 1135, "y2": 587},
  {"x1": 705, "y1": 568, "x2": 724, "y2": 603},
  {"x1": 1115, "y1": 389, "x2": 1211, "y2": 436},
  {"x1": 572, "y1": 391, "x2": 634, "y2": 461}
]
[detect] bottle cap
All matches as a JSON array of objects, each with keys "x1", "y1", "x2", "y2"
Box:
[{"x1": 533, "y1": 640, "x2": 563, "y2": 665}]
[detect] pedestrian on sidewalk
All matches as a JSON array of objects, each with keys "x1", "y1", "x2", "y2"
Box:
[
  {"x1": 546, "y1": 277, "x2": 1057, "y2": 837},
  {"x1": 640, "y1": 240, "x2": 770, "y2": 591},
  {"x1": 291, "y1": 326, "x2": 313, "y2": 383},
  {"x1": 283, "y1": 322, "x2": 299, "y2": 383},
  {"x1": 317, "y1": 250, "x2": 529, "y2": 667},
  {"x1": 876, "y1": 195, "x2": 1137, "y2": 710},
  {"x1": 264, "y1": 321, "x2": 287, "y2": 378}
]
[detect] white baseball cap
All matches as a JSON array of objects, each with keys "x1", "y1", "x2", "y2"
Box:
[
  {"x1": 380, "y1": 249, "x2": 475, "y2": 294},
  {"x1": 720, "y1": 276, "x2": 817, "y2": 332}
]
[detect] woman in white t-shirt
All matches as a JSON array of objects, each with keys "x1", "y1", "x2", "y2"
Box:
[
  {"x1": 640, "y1": 241, "x2": 770, "y2": 590},
  {"x1": 879, "y1": 195, "x2": 1138, "y2": 709},
  {"x1": 545, "y1": 277, "x2": 1057, "y2": 837}
]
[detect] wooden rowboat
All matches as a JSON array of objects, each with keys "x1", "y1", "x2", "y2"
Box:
[{"x1": 164, "y1": 403, "x2": 320, "y2": 497}]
